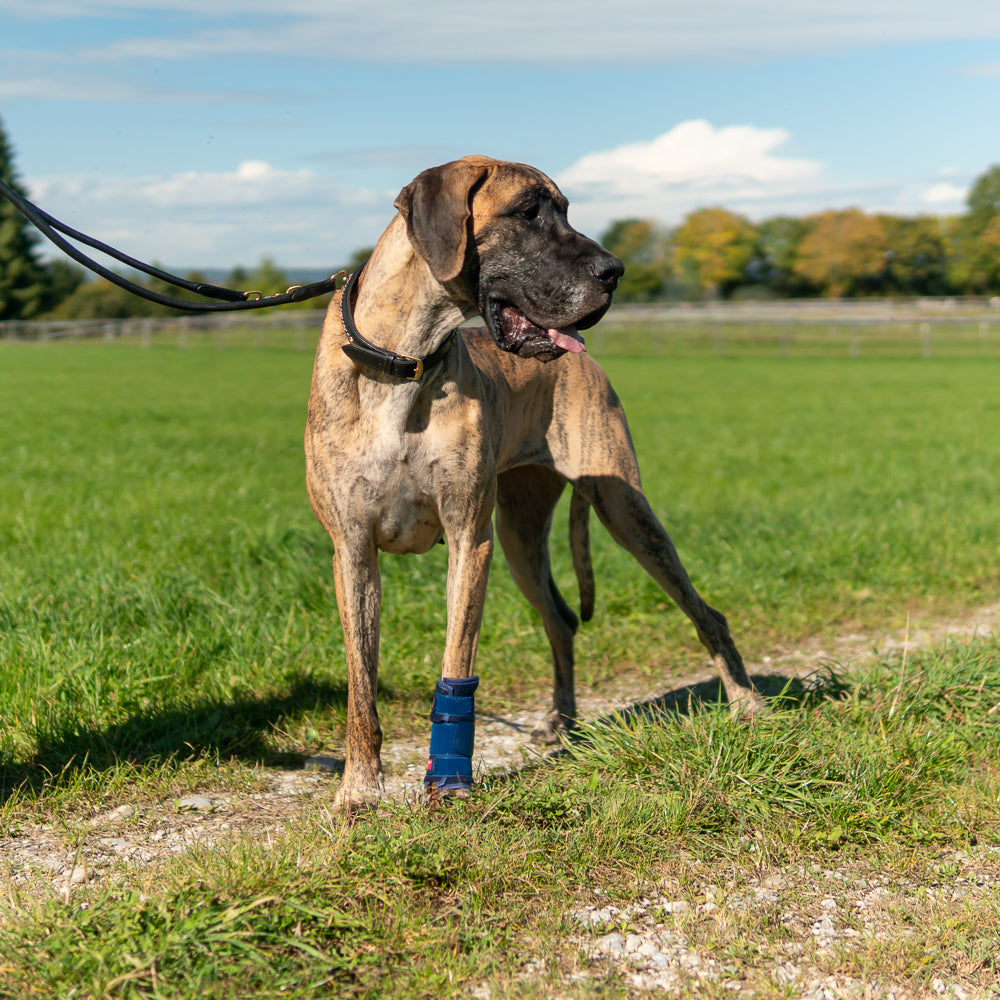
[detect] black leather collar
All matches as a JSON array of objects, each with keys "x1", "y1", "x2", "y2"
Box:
[{"x1": 340, "y1": 264, "x2": 457, "y2": 381}]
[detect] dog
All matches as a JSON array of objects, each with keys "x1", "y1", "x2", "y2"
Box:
[{"x1": 305, "y1": 156, "x2": 765, "y2": 810}]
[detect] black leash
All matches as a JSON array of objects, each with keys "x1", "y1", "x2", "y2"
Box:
[
  {"x1": 1, "y1": 174, "x2": 454, "y2": 379},
  {"x1": 0, "y1": 175, "x2": 343, "y2": 312},
  {"x1": 340, "y1": 264, "x2": 457, "y2": 381}
]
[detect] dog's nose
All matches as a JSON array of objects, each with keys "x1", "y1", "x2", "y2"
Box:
[{"x1": 592, "y1": 253, "x2": 625, "y2": 287}]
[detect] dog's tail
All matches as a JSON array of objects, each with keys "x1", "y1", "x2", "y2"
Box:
[{"x1": 569, "y1": 489, "x2": 595, "y2": 623}]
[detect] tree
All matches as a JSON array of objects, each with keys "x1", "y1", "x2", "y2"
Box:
[
  {"x1": 599, "y1": 218, "x2": 668, "y2": 301},
  {"x1": 746, "y1": 215, "x2": 816, "y2": 296},
  {"x1": 670, "y1": 207, "x2": 757, "y2": 298},
  {"x1": 947, "y1": 213, "x2": 1000, "y2": 293},
  {"x1": 43, "y1": 259, "x2": 86, "y2": 311},
  {"x1": 793, "y1": 209, "x2": 889, "y2": 298},
  {"x1": 965, "y1": 165, "x2": 1000, "y2": 236},
  {"x1": 0, "y1": 116, "x2": 49, "y2": 320},
  {"x1": 247, "y1": 256, "x2": 290, "y2": 295},
  {"x1": 878, "y1": 215, "x2": 951, "y2": 296}
]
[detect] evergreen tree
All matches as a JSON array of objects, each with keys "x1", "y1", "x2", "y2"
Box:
[{"x1": 0, "y1": 115, "x2": 49, "y2": 321}]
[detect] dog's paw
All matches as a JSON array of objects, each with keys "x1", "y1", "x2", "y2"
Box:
[
  {"x1": 728, "y1": 690, "x2": 769, "y2": 720},
  {"x1": 331, "y1": 771, "x2": 385, "y2": 815}
]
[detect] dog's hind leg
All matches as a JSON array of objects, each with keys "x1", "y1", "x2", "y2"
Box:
[
  {"x1": 575, "y1": 474, "x2": 766, "y2": 717},
  {"x1": 495, "y1": 465, "x2": 581, "y2": 743}
]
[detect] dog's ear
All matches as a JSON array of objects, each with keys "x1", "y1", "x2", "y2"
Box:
[{"x1": 394, "y1": 159, "x2": 490, "y2": 283}]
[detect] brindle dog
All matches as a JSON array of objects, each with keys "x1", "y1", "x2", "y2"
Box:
[{"x1": 305, "y1": 156, "x2": 764, "y2": 810}]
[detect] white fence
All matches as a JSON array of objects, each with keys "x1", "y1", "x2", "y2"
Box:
[
  {"x1": 3, "y1": 299, "x2": 1000, "y2": 358},
  {"x1": 0, "y1": 309, "x2": 328, "y2": 348}
]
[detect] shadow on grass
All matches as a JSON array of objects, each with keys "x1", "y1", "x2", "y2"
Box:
[
  {"x1": 0, "y1": 675, "x2": 351, "y2": 803},
  {"x1": 569, "y1": 664, "x2": 851, "y2": 744}
]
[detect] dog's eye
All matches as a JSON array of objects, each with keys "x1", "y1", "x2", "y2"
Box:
[{"x1": 517, "y1": 201, "x2": 541, "y2": 222}]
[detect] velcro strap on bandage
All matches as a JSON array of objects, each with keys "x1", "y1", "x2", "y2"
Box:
[
  {"x1": 429, "y1": 691, "x2": 476, "y2": 724},
  {"x1": 425, "y1": 675, "x2": 478, "y2": 792}
]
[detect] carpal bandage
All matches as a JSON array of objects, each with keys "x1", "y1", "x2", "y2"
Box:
[{"x1": 425, "y1": 675, "x2": 479, "y2": 792}]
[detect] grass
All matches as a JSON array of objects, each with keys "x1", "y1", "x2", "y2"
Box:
[
  {"x1": 0, "y1": 335, "x2": 999, "y2": 995},
  {"x1": 1, "y1": 340, "x2": 999, "y2": 791},
  {"x1": 1, "y1": 643, "x2": 999, "y2": 998}
]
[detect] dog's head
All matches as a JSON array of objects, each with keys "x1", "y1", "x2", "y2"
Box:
[{"x1": 394, "y1": 156, "x2": 623, "y2": 362}]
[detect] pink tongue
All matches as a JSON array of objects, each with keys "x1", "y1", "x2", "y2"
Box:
[{"x1": 548, "y1": 327, "x2": 586, "y2": 354}]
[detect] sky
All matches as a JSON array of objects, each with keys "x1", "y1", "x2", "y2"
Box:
[{"x1": 3, "y1": 1, "x2": 1000, "y2": 271}]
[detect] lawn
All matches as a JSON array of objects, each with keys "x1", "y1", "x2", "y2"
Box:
[
  {"x1": 1, "y1": 337, "x2": 999, "y2": 997},
  {"x1": 1, "y1": 340, "x2": 998, "y2": 778}
]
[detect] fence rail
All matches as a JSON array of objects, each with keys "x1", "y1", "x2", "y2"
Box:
[
  {"x1": 3, "y1": 300, "x2": 1000, "y2": 359},
  {"x1": 0, "y1": 309, "x2": 327, "y2": 349}
]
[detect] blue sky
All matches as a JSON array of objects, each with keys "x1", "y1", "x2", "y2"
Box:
[{"x1": 3, "y1": 1, "x2": 1000, "y2": 270}]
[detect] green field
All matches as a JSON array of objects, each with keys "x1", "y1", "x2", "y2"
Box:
[
  {"x1": 1, "y1": 338, "x2": 999, "y2": 997},
  {"x1": 2, "y1": 340, "x2": 997, "y2": 771}
]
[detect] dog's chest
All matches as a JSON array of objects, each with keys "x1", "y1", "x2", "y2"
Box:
[{"x1": 370, "y1": 460, "x2": 443, "y2": 554}]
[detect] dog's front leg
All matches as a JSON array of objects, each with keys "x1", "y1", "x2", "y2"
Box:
[
  {"x1": 331, "y1": 534, "x2": 385, "y2": 811},
  {"x1": 442, "y1": 522, "x2": 494, "y2": 678},
  {"x1": 422, "y1": 511, "x2": 494, "y2": 796}
]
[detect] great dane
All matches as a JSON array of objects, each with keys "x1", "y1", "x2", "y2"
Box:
[{"x1": 305, "y1": 155, "x2": 764, "y2": 810}]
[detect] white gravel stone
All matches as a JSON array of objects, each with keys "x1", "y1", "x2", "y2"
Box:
[
  {"x1": 175, "y1": 796, "x2": 213, "y2": 812},
  {"x1": 595, "y1": 933, "x2": 626, "y2": 955}
]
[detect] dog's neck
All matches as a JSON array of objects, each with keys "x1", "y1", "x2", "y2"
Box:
[{"x1": 351, "y1": 217, "x2": 477, "y2": 359}]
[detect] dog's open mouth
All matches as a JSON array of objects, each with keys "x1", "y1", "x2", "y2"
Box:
[{"x1": 493, "y1": 303, "x2": 586, "y2": 361}]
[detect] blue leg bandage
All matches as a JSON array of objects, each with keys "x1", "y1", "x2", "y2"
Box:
[{"x1": 425, "y1": 675, "x2": 478, "y2": 793}]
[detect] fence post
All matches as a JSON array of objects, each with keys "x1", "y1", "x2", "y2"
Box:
[
  {"x1": 850, "y1": 324, "x2": 860, "y2": 358},
  {"x1": 713, "y1": 323, "x2": 724, "y2": 356},
  {"x1": 920, "y1": 322, "x2": 932, "y2": 359}
]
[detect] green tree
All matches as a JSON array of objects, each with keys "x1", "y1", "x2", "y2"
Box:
[
  {"x1": 49, "y1": 277, "x2": 154, "y2": 320},
  {"x1": 43, "y1": 259, "x2": 86, "y2": 312},
  {"x1": 599, "y1": 218, "x2": 668, "y2": 301},
  {"x1": 671, "y1": 207, "x2": 757, "y2": 298},
  {"x1": 793, "y1": 209, "x2": 889, "y2": 298},
  {"x1": 965, "y1": 165, "x2": 1000, "y2": 236},
  {"x1": 746, "y1": 216, "x2": 816, "y2": 296},
  {"x1": 878, "y1": 215, "x2": 952, "y2": 296},
  {"x1": 0, "y1": 116, "x2": 49, "y2": 320},
  {"x1": 947, "y1": 214, "x2": 1000, "y2": 293},
  {"x1": 248, "y1": 256, "x2": 290, "y2": 295}
]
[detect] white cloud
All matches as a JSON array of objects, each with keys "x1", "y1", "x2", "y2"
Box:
[
  {"x1": 963, "y1": 61, "x2": 1000, "y2": 76},
  {"x1": 8, "y1": 1, "x2": 1000, "y2": 64},
  {"x1": 27, "y1": 163, "x2": 385, "y2": 268},
  {"x1": 556, "y1": 121, "x2": 824, "y2": 230},
  {"x1": 920, "y1": 181, "x2": 968, "y2": 206}
]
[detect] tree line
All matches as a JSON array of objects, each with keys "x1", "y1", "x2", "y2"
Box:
[
  {"x1": 602, "y1": 165, "x2": 1000, "y2": 302},
  {"x1": 4, "y1": 110, "x2": 1000, "y2": 320}
]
